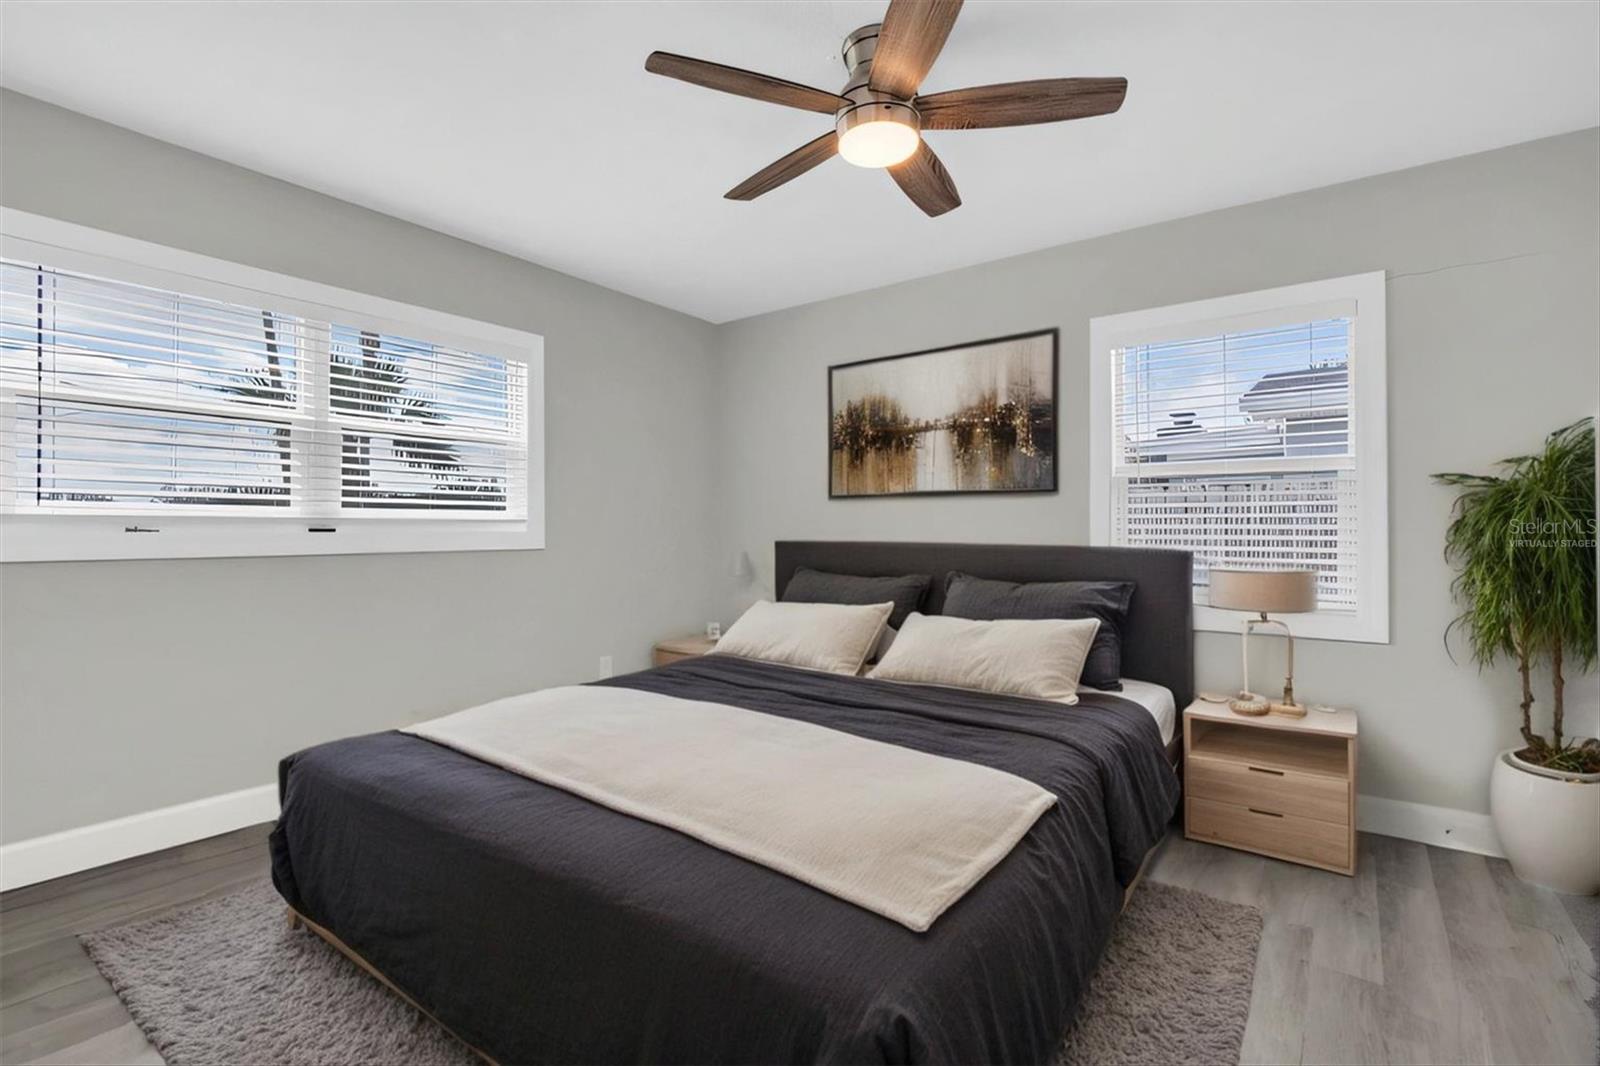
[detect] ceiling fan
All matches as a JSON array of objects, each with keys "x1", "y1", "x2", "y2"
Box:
[{"x1": 644, "y1": 0, "x2": 1127, "y2": 217}]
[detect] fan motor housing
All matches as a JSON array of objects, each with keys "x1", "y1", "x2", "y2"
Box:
[
  {"x1": 836, "y1": 21, "x2": 919, "y2": 142},
  {"x1": 841, "y1": 23, "x2": 881, "y2": 82},
  {"x1": 835, "y1": 91, "x2": 920, "y2": 142}
]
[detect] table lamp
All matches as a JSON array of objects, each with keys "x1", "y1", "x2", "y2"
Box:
[{"x1": 1208, "y1": 568, "x2": 1318, "y2": 717}]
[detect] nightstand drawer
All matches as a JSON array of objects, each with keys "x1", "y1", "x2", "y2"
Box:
[
  {"x1": 1187, "y1": 753, "x2": 1349, "y2": 825},
  {"x1": 1188, "y1": 797, "x2": 1350, "y2": 871}
]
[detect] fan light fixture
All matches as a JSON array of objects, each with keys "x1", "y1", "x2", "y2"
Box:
[{"x1": 836, "y1": 107, "x2": 920, "y2": 168}]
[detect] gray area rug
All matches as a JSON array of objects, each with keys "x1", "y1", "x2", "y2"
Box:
[
  {"x1": 84, "y1": 878, "x2": 1261, "y2": 1066},
  {"x1": 1057, "y1": 880, "x2": 1262, "y2": 1066},
  {"x1": 83, "y1": 882, "x2": 476, "y2": 1066}
]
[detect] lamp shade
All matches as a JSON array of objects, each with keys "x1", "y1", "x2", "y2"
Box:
[{"x1": 1208, "y1": 568, "x2": 1318, "y2": 614}]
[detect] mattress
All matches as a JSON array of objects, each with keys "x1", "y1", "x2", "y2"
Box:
[
  {"x1": 1087, "y1": 678, "x2": 1178, "y2": 746},
  {"x1": 271, "y1": 656, "x2": 1180, "y2": 1064}
]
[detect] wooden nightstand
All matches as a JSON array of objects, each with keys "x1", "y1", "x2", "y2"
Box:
[
  {"x1": 1183, "y1": 700, "x2": 1358, "y2": 875},
  {"x1": 651, "y1": 635, "x2": 718, "y2": 668}
]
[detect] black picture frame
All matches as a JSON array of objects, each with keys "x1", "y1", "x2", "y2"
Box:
[{"x1": 827, "y1": 328, "x2": 1060, "y2": 499}]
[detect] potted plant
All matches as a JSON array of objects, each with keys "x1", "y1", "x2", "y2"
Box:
[{"x1": 1434, "y1": 418, "x2": 1598, "y2": 893}]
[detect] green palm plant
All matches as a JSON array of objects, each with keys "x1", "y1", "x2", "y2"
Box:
[{"x1": 1433, "y1": 418, "x2": 1598, "y2": 773}]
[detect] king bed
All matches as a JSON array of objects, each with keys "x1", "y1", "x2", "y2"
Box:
[{"x1": 269, "y1": 541, "x2": 1192, "y2": 1064}]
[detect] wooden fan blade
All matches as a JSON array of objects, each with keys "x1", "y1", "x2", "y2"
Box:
[
  {"x1": 917, "y1": 78, "x2": 1128, "y2": 130},
  {"x1": 726, "y1": 133, "x2": 839, "y2": 201},
  {"x1": 869, "y1": 0, "x2": 963, "y2": 100},
  {"x1": 888, "y1": 140, "x2": 960, "y2": 217},
  {"x1": 646, "y1": 52, "x2": 848, "y2": 115}
]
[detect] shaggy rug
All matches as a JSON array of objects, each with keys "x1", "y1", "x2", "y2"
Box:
[
  {"x1": 1056, "y1": 881, "x2": 1261, "y2": 1066},
  {"x1": 83, "y1": 878, "x2": 1261, "y2": 1066}
]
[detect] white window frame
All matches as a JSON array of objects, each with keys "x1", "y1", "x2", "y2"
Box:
[
  {"x1": 1088, "y1": 272, "x2": 1388, "y2": 643},
  {"x1": 0, "y1": 209, "x2": 544, "y2": 562}
]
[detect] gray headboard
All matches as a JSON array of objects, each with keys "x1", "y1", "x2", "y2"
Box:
[{"x1": 775, "y1": 541, "x2": 1194, "y2": 709}]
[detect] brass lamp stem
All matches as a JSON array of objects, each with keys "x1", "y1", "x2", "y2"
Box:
[{"x1": 1242, "y1": 614, "x2": 1299, "y2": 712}]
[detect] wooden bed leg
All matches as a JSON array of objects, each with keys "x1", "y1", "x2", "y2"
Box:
[
  {"x1": 287, "y1": 908, "x2": 303, "y2": 931},
  {"x1": 1121, "y1": 836, "x2": 1165, "y2": 912}
]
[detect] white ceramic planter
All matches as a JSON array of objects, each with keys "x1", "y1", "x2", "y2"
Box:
[{"x1": 1489, "y1": 748, "x2": 1600, "y2": 895}]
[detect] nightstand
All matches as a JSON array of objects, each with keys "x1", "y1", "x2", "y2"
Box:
[
  {"x1": 651, "y1": 635, "x2": 718, "y2": 668},
  {"x1": 1183, "y1": 700, "x2": 1358, "y2": 875}
]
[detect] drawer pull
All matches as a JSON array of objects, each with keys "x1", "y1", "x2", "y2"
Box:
[
  {"x1": 1247, "y1": 807, "x2": 1284, "y2": 818},
  {"x1": 1246, "y1": 765, "x2": 1285, "y2": 776}
]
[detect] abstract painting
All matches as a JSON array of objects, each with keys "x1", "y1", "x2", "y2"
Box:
[{"x1": 829, "y1": 330, "x2": 1057, "y2": 497}]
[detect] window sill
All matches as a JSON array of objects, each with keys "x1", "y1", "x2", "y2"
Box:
[{"x1": 0, "y1": 514, "x2": 544, "y2": 562}]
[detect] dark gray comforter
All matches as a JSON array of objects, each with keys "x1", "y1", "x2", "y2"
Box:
[{"x1": 269, "y1": 656, "x2": 1179, "y2": 1065}]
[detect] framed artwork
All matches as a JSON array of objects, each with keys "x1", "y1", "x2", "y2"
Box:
[{"x1": 829, "y1": 329, "x2": 1058, "y2": 498}]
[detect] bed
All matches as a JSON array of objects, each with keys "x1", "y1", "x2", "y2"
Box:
[{"x1": 269, "y1": 541, "x2": 1192, "y2": 1064}]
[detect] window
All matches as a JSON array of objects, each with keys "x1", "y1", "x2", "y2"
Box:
[
  {"x1": 0, "y1": 211, "x2": 543, "y2": 561},
  {"x1": 1089, "y1": 273, "x2": 1387, "y2": 643}
]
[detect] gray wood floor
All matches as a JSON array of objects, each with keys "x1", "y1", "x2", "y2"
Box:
[
  {"x1": 1148, "y1": 830, "x2": 1598, "y2": 1065},
  {"x1": 0, "y1": 824, "x2": 1594, "y2": 1065},
  {"x1": 0, "y1": 824, "x2": 269, "y2": 1065}
]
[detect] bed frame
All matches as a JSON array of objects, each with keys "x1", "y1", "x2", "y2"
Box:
[
  {"x1": 288, "y1": 540, "x2": 1193, "y2": 1061},
  {"x1": 288, "y1": 907, "x2": 499, "y2": 1064}
]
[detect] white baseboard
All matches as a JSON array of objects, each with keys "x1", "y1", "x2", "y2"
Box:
[
  {"x1": 1357, "y1": 793, "x2": 1504, "y2": 858},
  {"x1": 0, "y1": 783, "x2": 278, "y2": 892},
  {"x1": 0, "y1": 782, "x2": 1501, "y2": 893}
]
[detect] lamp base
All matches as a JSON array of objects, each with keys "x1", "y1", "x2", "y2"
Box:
[
  {"x1": 1228, "y1": 692, "x2": 1270, "y2": 716},
  {"x1": 1270, "y1": 701, "x2": 1308, "y2": 718}
]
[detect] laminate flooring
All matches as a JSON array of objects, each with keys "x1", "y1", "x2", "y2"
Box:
[{"x1": 2, "y1": 825, "x2": 1594, "y2": 1065}]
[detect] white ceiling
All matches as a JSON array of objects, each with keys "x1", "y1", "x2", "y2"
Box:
[{"x1": 3, "y1": 2, "x2": 1597, "y2": 323}]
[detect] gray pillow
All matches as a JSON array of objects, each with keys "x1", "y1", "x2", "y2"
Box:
[
  {"x1": 941, "y1": 572, "x2": 1135, "y2": 691},
  {"x1": 781, "y1": 567, "x2": 931, "y2": 630}
]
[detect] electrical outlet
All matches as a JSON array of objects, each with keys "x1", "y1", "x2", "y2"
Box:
[{"x1": 598, "y1": 655, "x2": 613, "y2": 680}]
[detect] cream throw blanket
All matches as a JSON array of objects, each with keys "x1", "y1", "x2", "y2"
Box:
[{"x1": 403, "y1": 685, "x2": 1055, "y2": 931}]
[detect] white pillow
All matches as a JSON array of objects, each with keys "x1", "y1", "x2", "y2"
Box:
[
  {"x1": 709, "y1": 599, "x2": 893, "y2": 676},
  {"x1": 867, "y1": 612, "x2": 1101, "y2": 704}
]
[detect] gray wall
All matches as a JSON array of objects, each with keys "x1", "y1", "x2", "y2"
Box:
[
  {"x1": 2, "y1": 89, "x2": 1595, "y2": 842},
  {"x1": 0, "y1": 92, "x2": 723, "y2": 842},
  {"x1": 714, "y1": 129, "x2": 1600, "y2": 815}
]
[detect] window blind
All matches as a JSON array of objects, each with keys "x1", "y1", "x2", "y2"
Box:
[
  {"x1": 328, "y1": 327, "x2": 527, "y2": 515},
  {"x1": 1109, "y1": 317, "x2": 1359, "y2": 612},
  {"x1": 0, "y1": 258, "x2": 527, "y2": 521}
]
